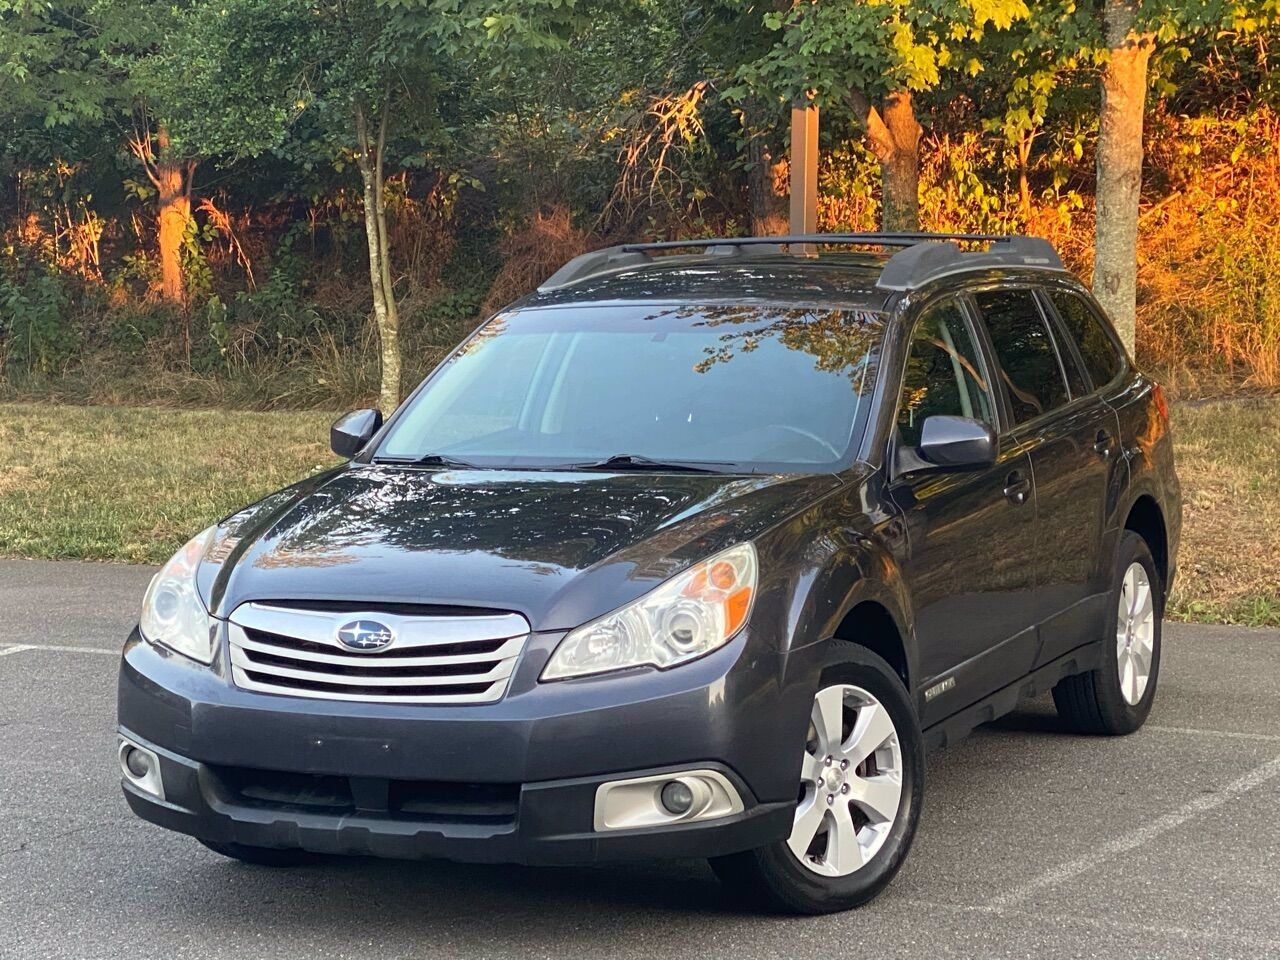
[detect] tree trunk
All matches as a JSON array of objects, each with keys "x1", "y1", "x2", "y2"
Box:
[
  {"x1": 852, "y1": 90, "x2": 922, "y2": 232},
  {"x1": 156, "y1": 169, "x2": 190, "y2": 305},
  {"x1": 356, "y1": 103, "x2": 401, "y2": 413},
  {"x1": 152, "y1": 125, "x2": 192, "y2": 306},
  {"x1": 744, "y1": 103, "x2": 786, "y2": 235},
  {"x1": 1093, "y1": 0, "x2": 1154, "y2": 353}
]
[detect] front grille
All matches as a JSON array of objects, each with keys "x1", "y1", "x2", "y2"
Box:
[{"x1": 227, "y1": 602, "x2": 530, "y2": 704}]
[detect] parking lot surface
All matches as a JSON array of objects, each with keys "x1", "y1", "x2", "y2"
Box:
[{"x1": 2, "y1": 557, "x2": 1279, "y2": 960}]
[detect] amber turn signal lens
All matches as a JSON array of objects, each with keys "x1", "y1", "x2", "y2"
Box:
[
  {"x1": 1152, "y1": 383, "x2": 1169, "y2": 423},
  {"x1": 725, "y1": 587, "x2": 753, "y2": 635}
]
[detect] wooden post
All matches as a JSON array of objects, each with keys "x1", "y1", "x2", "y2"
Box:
[{"x1": 789, "y1": 101, "x2": 818, "y2": 254}]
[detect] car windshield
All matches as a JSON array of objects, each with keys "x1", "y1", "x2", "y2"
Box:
[{"x1": 375, "y1": 303, "x2": 886, "y2": 473}]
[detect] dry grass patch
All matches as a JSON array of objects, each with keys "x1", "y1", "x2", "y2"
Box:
[{"x1": 1168, "y1": 398, "x2": 1280, "y2": 626}]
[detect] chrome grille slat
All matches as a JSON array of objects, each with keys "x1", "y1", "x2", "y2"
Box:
[
  {"x1": 234, "y1": 632, "x2": 526, "y2": 668},
  {"x1": 232, "y1": 603, "x2": 528, "y2": 649},
  {"x1": 227, "y1": 603, "x2": 529, "y2": 705},
  {"x1": 229, "y1": 646, "x2": 514, "y2": 687},
  {"x1": 231, "y1": 672, "x2": 503, "y2": 705}
]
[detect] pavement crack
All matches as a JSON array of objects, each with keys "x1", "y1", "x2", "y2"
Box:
[{"x1": 0, "y1": 818, "x2": 132, "y2": 860}]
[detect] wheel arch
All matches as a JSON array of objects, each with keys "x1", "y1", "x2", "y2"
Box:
[
  {"x1": 831, "y1": 600, "x2": 911, "y2": 691},
  {"x1": 1123, "y1": 494, "x2": 1169, "y2": 587}
]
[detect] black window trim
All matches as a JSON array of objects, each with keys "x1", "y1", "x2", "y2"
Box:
[
  {"x1": 961, "y1": 280, "x2": 1083, "y2": 435},
  {"x1": 956, "y1": 293, "x2": 1014, "y2": 435},
  {"x1": 1034, "y1": 286, "x2": 1096, "y2": 398}
]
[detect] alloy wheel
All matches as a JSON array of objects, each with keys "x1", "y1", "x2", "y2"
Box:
[
  {"x1": 1116, "y1": 561, "x2": 1156, "y2": 706},
  {"x1": 787, "y1": 684, "x2": 903, "y2": 877}
]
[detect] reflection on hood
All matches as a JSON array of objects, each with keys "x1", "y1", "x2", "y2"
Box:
[{"x1": 199, "y1": 465, "x2": 842, "y2": 631}]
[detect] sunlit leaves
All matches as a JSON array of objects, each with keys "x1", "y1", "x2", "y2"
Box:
[{"x1": 727, "y1": 0, "x2": 1034, "y2": 110}]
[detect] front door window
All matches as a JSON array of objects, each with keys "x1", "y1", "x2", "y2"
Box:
[{"x1": 897, "y1": 299, "x2": 995, "y2": 447}]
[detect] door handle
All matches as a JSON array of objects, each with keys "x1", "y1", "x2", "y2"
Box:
[
  {"x1": 1093, "y1": 430, "x2": 1115, "y2": 459},
  {"x1": 1003, "y1": 471, "x2": 1031, "y2": 505}
]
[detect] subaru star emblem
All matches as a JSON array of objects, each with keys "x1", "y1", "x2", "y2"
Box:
[{"x1": 336, "y1": 619, "x2": 395, "y2": 651}]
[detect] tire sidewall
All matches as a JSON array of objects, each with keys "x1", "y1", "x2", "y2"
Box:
[{"x1": 752, "y1": 645, "x2": 924, "y2": 913}]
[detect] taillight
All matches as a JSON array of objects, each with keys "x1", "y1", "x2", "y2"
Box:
[{"x1": 1152, "y1": 383, "x2": 1169, "y2": 423}]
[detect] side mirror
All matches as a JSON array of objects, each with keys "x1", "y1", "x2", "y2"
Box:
[
  {"x1": 917, "y1": 415, "x2": 997, "y2": 470},
  {"x1": 330, "y1": 408, "x2": 383, "y2": 459}
]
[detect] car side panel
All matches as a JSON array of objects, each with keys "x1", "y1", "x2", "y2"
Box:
[
  {"x1": 745, "y1": 476, "x2": 918, "y2": 799},
  {"x1": 1108, "y1": 374, "x2": 1182, "y2": 582},
  {"x1": 888, "y1": 445, "x2": 1040, "y2": 725},
  {"x1": 1023, "y1": 394, "x2": 1127, "y2": 668}
]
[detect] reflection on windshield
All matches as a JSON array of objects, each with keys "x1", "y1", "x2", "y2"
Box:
[{"x1": 377, "y1": 304, "x2": 885, "y2": 472}]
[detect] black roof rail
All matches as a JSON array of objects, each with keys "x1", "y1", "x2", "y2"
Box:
[
  {"x1": 874, "y1": 235, "x2": 1063, "y2": 291},
  {"x1": 536, "y1": 232, "x2": 1065, "y2": 294}
]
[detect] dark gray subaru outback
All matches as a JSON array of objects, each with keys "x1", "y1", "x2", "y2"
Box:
[{"x1": 117, "y1": 233, "x2": 1180, "y2": 913}]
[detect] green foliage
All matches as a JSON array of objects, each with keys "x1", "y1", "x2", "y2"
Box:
[
  {"x1": 0, "y1": 269, "x2": 78, "y2": 374},
  {"x1": 728, "y1": 0, "x2": 1032, "y2": 109},
  {"x1": 107, "y1": 303, "x2": 171, "y2": 355},
  {"x1": 182, "y1": 216, "x2": 215, "y2": 307},
  {"x1": 0, "y1": 0, "x2": 116, "y2": 129}
]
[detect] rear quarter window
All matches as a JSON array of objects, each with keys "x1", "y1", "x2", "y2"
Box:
[{"x1": 1050, "y1": 290, "x2": 1125, "y2": 389}]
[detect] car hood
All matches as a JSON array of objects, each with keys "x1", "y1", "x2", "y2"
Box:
[{"x1": 199, "y1": 465, "x2": 842, "y2": 631}]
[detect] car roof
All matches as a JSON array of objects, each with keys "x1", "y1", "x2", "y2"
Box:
[{"x1": 514, "y1": 234, "x2": 1072, "y2": 315}]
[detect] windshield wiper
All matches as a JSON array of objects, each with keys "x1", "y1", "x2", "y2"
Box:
[
  {"x1": 561, "y1": 454, "x2": 736, "y2": 474},
  {"x1": 372, "y1": 453, "x2": 481, "y2": 469}
]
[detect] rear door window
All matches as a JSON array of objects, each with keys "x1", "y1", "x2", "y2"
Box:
[
  {"x1": 1049, "y1": 290, "x2": 1125, "y2": 389},
  {"x1": 972, "y1": 288, "x2": 1070, "y2": 425}
]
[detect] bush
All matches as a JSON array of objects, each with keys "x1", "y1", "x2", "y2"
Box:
[{"x1": 0, "y1": 269, "x2": 79, "y2": 375}]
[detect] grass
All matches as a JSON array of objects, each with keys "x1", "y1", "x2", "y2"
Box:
[
  {"x1": 0, "y1": 404, "x2": 335, "y2": 563},
  {"x1": 0, "y1": 399, "x2": 1276, "y2": 626},
  {"x1": 1165, "y1": 398, "x2": 1280, "y2": 627}
]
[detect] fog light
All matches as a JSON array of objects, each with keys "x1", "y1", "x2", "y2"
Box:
[
  {"x1": 660, "y1": 780, "x2": 695, "y2": 815},
  {"x1": 594, "y1": 769, "x2": 744, "y2": 831},
  {"x1": 123, "y1": 746, "x2": 151, "y2": 779},
  {"x1": 117, "y1": 737, "x2": 164, "y2": 800}
]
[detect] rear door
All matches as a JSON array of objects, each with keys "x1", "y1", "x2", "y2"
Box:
[
  {"x1": 969, "y1": 285, "x2": 1121, "y2": 668},
  {"x1": 887, "y1": 295, "x2": 1039, "y2": 724}
]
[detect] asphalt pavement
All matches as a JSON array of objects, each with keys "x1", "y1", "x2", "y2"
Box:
[{"x1": 2, "y1": 558, "x2": 1279, "y2": 960}]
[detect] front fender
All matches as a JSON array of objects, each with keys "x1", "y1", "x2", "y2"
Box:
[{"x1": 744, "y1": 478, "x2": 914, "y2": 791}]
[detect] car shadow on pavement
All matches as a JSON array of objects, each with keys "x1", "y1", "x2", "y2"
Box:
[
  {"x1": 182, "y1": 852, "x2": 760, "y2": 931},
  {"x1": 983, "y1": 694, "x2": 1076, "y2": 736}
]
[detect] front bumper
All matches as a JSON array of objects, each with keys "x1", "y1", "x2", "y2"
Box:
[
  {"x1": 117, "y1": 626, "x2": 810, "y2": 864},
  {"x1": 119, "y1": 729, "x2": 790, "y2": 864}
]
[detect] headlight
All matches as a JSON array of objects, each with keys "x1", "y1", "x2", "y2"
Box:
[
  {"x1": 542, "y1": 542, "x2": 757, "y2": 681},
  {"x1": 139, "y1": 527, "x2": 217, "y2": 664}
]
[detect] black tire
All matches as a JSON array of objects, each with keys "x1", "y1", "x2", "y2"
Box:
[
  {"x1": 198, "y1": 838, "x2": 317, "y2": 867},
  {"x1": 710, "y1": 646, "x2": 924, "y2": 914},
  {"x1": 1053, "y1": 531, "x2": 1163, "y2": 735}
]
